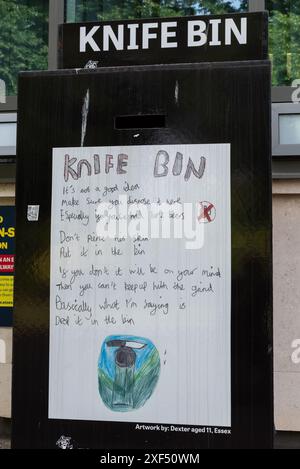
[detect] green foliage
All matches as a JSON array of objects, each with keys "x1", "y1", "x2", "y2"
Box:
[
  {"x1": 266, "y1": 1, "x2": 300, "y2": 16},
  {"x1": 75, "y1": 0, "x2": 190, "y2": 21},
  {"x1": 269, "y1": 10, "x2": 300, "y2": 85},
  {"x1": 0, "y1": 0, "x2": 48, "y2": 95},
  {"x1": 196, "y1": 0, "x2": 243, "y2": 15},
  {"x1": 74, "y1": 0, "x2": 246, "y2": 21}
]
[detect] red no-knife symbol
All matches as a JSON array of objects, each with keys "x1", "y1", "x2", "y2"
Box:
[{"x1": 198, "y1": 201, "x2": 216, "y2": 224}]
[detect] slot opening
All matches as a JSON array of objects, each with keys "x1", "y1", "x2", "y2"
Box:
[{"x1": 115, "y1": 114, "x2": 166, "y2": 130}]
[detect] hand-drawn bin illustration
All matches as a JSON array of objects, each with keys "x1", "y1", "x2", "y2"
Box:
[{"x1": 98, "y1": 335, "x2": 160, "y2": 412}]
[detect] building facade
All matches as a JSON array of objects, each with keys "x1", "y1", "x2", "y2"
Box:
[{"x1": 1, "y1": 0, "x2": 300, "y2": 434}]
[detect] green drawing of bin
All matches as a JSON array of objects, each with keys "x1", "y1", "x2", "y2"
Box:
[{"x1": 98, "y1": 335, "x2": 160, "y2": 412}]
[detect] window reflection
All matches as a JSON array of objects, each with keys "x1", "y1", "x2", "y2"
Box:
[
  {"x1": 268, "y1": 1, "x2": 300, "y2": 86},
  {"x1": 279, "y1": 114, "x2": 300, "y2": 145},
  {"x1": 66, "y1": 1, "x2": 247, "y2": 23}
]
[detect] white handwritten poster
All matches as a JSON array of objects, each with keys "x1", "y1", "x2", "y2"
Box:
[{"x1": 49, "y1": 144, "x2": 231, "y2": 427}]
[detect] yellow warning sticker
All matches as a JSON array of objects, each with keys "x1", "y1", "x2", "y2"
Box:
[{"x1": 0, "y1": 276, "x2": 14, "y2": 307}]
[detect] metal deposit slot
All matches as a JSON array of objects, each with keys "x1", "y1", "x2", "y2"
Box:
[{"x1": 115, "y1": 115, "x2": 166, "y2": 129}]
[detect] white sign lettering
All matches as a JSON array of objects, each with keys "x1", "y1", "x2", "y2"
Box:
[{"x1": 79, "y1": 18, "x2": 248, "y2": 53}]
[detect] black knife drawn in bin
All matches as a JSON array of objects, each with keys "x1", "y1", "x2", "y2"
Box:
[{"x1": 107, "y1": 339, "x2": 146, "y2": 409}]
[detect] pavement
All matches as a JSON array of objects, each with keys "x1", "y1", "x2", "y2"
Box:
[
  {"x1": 0, "y1": 419, "x2": 11, "y2": 449},
  {"x1": 0, "y1": 431, "x2": 299, "y2": 449},
  {"x1": 0, "y1": 438, "x2": 10, "y2": 449}
]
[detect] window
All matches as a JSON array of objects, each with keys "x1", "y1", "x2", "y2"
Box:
[
  {"x1": 272, "y1": 103, "x2": 300, "y2": 156},
  {"x1": 0, "y1": 113, "x2": 17, "y2": 158},
  {"x1": 66, "y1": 1, "x2": 248, "y2": 23},
  {"x1": 268, "y1": 1, "x2": 300, "y2": 86},
  {"x1": 279, "y1": 114, "x2": 300, "y2": 145},
  {"x1": 0, "y1": 0, "x2": 49, "y2": 96}
]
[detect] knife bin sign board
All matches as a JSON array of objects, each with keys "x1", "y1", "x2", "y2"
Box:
[
  {"x1": 12, "y1": 61, "x2": 273, "y2": 449},
  {"x1": 59, "y1": 12, "x2": 268, "y2": 69}
]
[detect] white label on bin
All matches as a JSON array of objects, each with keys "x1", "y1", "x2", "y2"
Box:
[
  {"x1": 27, "y1": 205, "x2": 40, "y2": 221},
  {"x1": 49, "y1": 144, "x2": 231, "y2": 427}
]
